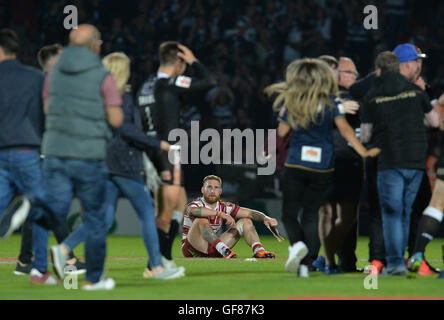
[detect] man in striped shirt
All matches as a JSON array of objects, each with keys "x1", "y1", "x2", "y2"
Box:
[{"x1": 182, "y1": 175, "x2": 278, "y2": 259}]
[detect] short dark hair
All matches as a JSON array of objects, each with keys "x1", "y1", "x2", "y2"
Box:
[
  {"x1": 0, "y1": 29, "x2": 20, "y2": 55},
  {"x1": 375, "y1": 51, "x2": 400, "y2": 74},
  {"x1": 158, "y1": 41, "x2": 180, "y2": 66},
  {"x1": 37, "y1": 44, "x2": 63, "y2": 70},
  {"x1": 318, "y1": 55, "x2": 338, "y2": 69}
]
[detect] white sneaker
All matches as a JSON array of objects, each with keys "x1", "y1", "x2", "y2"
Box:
[
  {"x1": 0, "y1": 196, "x2": 31, "y2": 239},
  {"x1": 29, "y1": 268, "x2": 60, "y2": 285},
  {"x1": 285, "y1": 241, "x2": 308, "y2": 273},
  {"x1": 50, "y1": 245, "x2": 67, "y2": 280},
  {"x1": 161, "y1": 256, "x2": 177, "y2": 269},
  {"x1": 162, "y1": 256, "x2": 186, "y2": 274},
  {"x1": 298, "y1": 264, "x2": 309, "y2": 278},
  {"x1": 153, "y1": 266, "x2": 185, "y2": 280},
  {"x1": 82, "y1": 278, "x2": 115, "y2": 291}
]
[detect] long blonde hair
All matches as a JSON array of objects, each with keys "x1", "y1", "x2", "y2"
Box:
[
  {"x1": 264, "y1": 58, "x2": 338, "y2": 130},
  {"x1": 102, "y1": 52, "x2": 130, "y2": 93}
]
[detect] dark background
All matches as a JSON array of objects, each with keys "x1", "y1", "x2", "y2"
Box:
[
  {"x1": 2, "y1": 0, "x2": 444, "y2": 235},
  {"x1": 2, "y1": 0, "x2": 444, "y2": 136}
]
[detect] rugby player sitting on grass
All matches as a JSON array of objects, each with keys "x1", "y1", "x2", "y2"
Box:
[{"x1": 182, "y1": 175, "x2": 278, "y2": 259}]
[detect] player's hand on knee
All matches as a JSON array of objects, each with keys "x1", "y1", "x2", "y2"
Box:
[{"x1": 221, "y1": 213, "x2": 236, "y2": 228}]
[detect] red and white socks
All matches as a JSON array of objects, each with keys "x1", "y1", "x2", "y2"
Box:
[
  {"x1": 252, "y1": 242, "x2": 265, "y2": 255},
  {"x1": 213, "y1": 239, "x2": 230, "y2": 255}
]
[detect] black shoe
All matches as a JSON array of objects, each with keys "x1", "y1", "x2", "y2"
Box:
[
  {"x1": 65, "y1": 258, "x2": 86, "y2": 275},
  {"x1": 13, "y1": 261, "x2": 33, "y2": 275},
  {"x1": 307, "y1": 264, "x2": 318, "y2": 272},
  {"x1": 339, "y1": 266, "x2": 362, "y2": 273}
]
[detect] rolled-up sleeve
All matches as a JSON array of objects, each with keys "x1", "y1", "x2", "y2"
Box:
[{"x1": 101, "y1": 74, "x2": 123, "y2": 107}]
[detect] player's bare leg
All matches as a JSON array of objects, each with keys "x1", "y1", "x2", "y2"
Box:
[
  {"x1": 318, "y1": 204, "x2": 334, "y2": 259},
  {"x1": 408, "y1": 178, "x2": 444, "y2": 276},
  {"x1": 317, "y1": 203, "x2": 337, "y2": 268},
  {"x1": 219, "y1": 227, "x2": 241, "y2": 248},
  {"x1": 153, "y1": 184, "x2": 184, "y2": 264},
  {"x1": 187, "y1": 218, "x2": 214, "y2": 253},
  {"x1": 176, "y1": 186, "x2": 187, "y2": 213},
  {"x1": 165, "y1": 186, "x2": 187, "y2": 262},
  {"x1": 227, "y1": 218, "x2": 276, "y2": 258},
  {"x1": 156, "y1": 184, "x2": 180, "y2": 233},
  {"x1": 187, "y1": 218, "x2": 236, "y2": 258},
  {"x1": 428, "y1": 179, "x2": 444, "y2": 211},
  {"x1": 322, "y1": 202, "x2": 358, "y2": 267}
]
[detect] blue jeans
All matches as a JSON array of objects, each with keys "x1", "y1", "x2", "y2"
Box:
[
  {"x1": 42, "y1": 157, "x2": 108, "y2": 283},
  {"x1": 63, "y1": 175, "x2": 163, "y2": 268},
  {"x1": 32, "y1": 224, "x2": 49, "y2": 272},
  {"x1": 0, "y1": 149, "x2": 49, "y2": 273},
  {"x1": 377, "y1": 169, "x2": 424, "y2": 271}
]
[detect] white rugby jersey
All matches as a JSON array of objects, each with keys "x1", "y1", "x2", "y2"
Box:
[{"x1": 182, "y1": 197, "x2": 240, "y2": 243}]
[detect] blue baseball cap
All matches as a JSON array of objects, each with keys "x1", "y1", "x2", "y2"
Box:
[{"x1": 392, "y1": 43, "x2": 423, "y2": 63}]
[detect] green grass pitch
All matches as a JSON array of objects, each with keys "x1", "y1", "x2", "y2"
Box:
[{"x1": 1, "y1": 234, "x2": 443, "y2": 300}]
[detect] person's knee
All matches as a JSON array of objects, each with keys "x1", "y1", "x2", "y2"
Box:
[
  {"x1": 238, "y1": 218, "x2": 253, "y2": 230},
  {"x1": 160, "y1": 186, "x2": 179, "y2": 215},
  {"x1": 175, "y1": 187, "x2": 187, "y2": 211},
  {"x1": 378, "y1": 190, "x2": 402, "y2": 216},
  {"x1": 225, "y1": 227, "x2": 241, "y2": 242},
  {"x1": 196, "y1": 218, "x2": 210, "y2": 227},
  {"x1": 235, "y1": 218, "x2": 255, "y2": 238}
]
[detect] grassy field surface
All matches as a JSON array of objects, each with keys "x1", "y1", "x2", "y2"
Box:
[{"x1": 1, "y1": 235, "x2": 443, "y2": 300}]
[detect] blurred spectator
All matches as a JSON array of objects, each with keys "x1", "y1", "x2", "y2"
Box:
[
  {"x1": 210, "y1": 89, "x2": 236, "y2": 131},
  {"x1": 344, "y1": 9, "x2": 373, "y2": 74},
  {"x1": 384, "y1": 0, "x2": 409, "y2": 48},
  {"x1": 181, "y1": 104, "x2": 202, "y2": 133},
  {"x1": 3, "y1": 0, "x2": 442, "y2": 137}
]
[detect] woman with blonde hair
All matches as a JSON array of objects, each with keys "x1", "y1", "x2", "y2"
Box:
[
  {"x1": 59, "y1": 52, "x2": 184, "y2": 280},
  {"x1": 265, "y1": 58, "x2": 380, "y2": 277}
]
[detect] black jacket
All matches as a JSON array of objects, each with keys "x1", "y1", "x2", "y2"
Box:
[
  {"x1": 137, "y1": 61, "x2": 216, "y2": 140},
  {"x1": 361, "y1": 72, "x2": 432, "y2": 170},
  {"x1": 106, "y1": 93, "x2": 160, "y2": 179},
  {"x1": 333, "y1": 85, "x2": 361, "y2": 161},
  {"x1": 0, "y1": 60, "x2": 44, "y2": 150},
  {"x1": 349, "y1": 72, "x2": 377, "y2": 101}
]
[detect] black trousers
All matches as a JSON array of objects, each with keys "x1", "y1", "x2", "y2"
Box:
[
  {"x1": 18, "y1": 216, "x2": 74, "y2": 263},
  {"x1": 334, "y1": 158, "x2": 363, "y2": 271},
  {"x1": 366, "y1": 157, "x2": 386, "y2": 263},
  {"x1": 18, "y1": 218, "x2": 34, "y2": 264},
  {"x1": 282, "y1": 166, "x2": 334, "y2": 265},
  {"x1": 337, "y1": 223, "x2": 358, "y2": 271}
]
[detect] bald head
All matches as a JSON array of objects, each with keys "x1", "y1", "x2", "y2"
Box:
[
  {"x1": 69, "y1": 24, "x2": 101, "y2": 54},
  {"x1": 338, "y1": 57, "x2": 358, "y2": 89}
]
